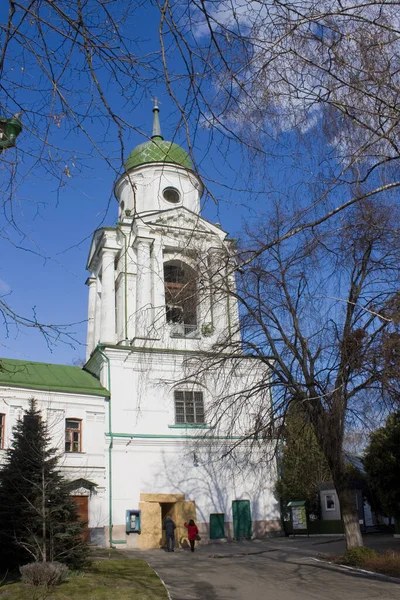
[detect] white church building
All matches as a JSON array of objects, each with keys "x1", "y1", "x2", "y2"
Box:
[{"x1": 0, "y1": 106, "x2": 281, "y2": 549}]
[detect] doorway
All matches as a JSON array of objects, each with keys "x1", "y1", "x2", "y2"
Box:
[
  {"x1": 210, "y1": 513, "x2": 225, "y2": 539},
  {"x1": 232, "y1": 500, "x2": 252, "y2": 539},
  {"x1": 71, "y1": 495, "x2": 89, "y2": 541},
  {"x1": 161, "y1": 502, "x2": 175, "y2": 548}
]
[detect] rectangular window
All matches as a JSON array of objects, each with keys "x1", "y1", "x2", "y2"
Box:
[
  {"x1": 325, "y1": 494, "x2": 336, "y2": 511},
  {"x1": 65, "y1": 419, "x2": 82, "y2": 453},
  {"x1": 0, "y1": 414, "x2": 4, "y2": 449},
  {"x1": 174, "y1": 391, "x2": 205, "y2": 425}
]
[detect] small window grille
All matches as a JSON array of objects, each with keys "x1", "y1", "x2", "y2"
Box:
[{"x1": 174, "y1": 391, "x2": 205, "y2": 424}]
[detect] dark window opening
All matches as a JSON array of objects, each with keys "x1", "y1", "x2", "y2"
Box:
[
  {"x1": 164, "y1": 261, "x2": 197, "y2": 333},
  {"x1": 166, "y1": 306, "x2": 183, "y2": 323},
  {"x1": 164, "y1": 264, "x2": 185, "y2": 283},
  {"x1": 163, "y1": 187, "x2": 180, "y2": 204}
]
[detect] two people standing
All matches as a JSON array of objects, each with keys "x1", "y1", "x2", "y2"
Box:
[{"x1": 163, "y1": 516, "x2": 199, "y2": 552}]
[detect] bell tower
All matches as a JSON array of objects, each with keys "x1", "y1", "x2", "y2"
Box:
[
  {"x1": 82, "y1": 105, "x2": 279, "y2": 550},
  {"x1": 85, "y1": 105, "x2": 240, "y2": 359}
]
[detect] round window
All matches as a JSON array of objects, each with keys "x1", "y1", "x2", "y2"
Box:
[{"x1": 163, "y1": 187, "x2": 180, "y2": 204}]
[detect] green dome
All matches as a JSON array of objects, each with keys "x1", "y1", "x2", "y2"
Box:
[{"x1": 125, "y1": 137, "x2": 192, "y2": 171}]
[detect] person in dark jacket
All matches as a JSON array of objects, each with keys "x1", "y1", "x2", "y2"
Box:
[
  {"x1": 163, "y1": 516, "x2": 176, "y2": 552},
  {"x1": 184, "y1": 519, "x2": 199, "y2": 552}
]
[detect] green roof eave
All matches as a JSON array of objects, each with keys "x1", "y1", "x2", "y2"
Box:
[{"x1": 0, "y1": 358, "x2": 109, "y2": 398}]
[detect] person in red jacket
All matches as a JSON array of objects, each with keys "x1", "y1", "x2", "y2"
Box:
[{"x1": 184, "y1": 519, "x2": 199, "y2": 552}]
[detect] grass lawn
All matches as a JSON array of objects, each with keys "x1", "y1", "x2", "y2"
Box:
[{"x1": 0, "y1": 559, "x2": 169, "y2": 599}]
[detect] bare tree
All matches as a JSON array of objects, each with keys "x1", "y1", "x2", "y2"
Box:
[
  {"x1": 158, "y1": 1, "x2": 400, "y2": 238},
  {"x1": 186, "y1": 198, "x2": 400, "y2": 548},
  {"x1": 0, "y1": 0, "x2": 156, "y2": 346}
]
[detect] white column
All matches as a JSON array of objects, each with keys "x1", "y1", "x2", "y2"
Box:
[
  {"x1": 85, "y1": 277, "x2": 97, "y2": 360},
  {"x1": 209, "y1": 248, "x2": 229, "y2": 338},
  {"x1": 94, "y1": 276, "x2": 102, "y2": 348},
  {"x1": 152, "y1": 240, "x2": 165, "y2": 336},
  {"x1": 135, "y1": 238, "x2": 152, "y2": 338},
  {"x1": 126, "y1": 243, "x2": 137, "y2": 341},
  {"x1": 100, "y1": 249, "x2": 116, "y2": 344}
]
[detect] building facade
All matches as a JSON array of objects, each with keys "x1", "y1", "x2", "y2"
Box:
[{"x1": 0, "y1": 106, "x2": 281, "y2": 548}]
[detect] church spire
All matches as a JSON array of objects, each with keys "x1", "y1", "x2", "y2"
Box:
[{"x1": 151, "y1": 97, "x2": 163, "y2": 140}]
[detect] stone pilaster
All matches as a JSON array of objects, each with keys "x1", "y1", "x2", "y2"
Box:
[
  {"x1": 151, "y1": 240, "x2": 165, "y2": 335},
  {"x1": 209, "y1": 248, "x2": 229, "y2": 338},
  {"x1": 100, "y1": 249, "x2": 117, "y2": 344},
  {"x1": 85, "y1": 277, "x2": 97, "y2": 360},
  {"x1": 135, "y1": 238, "x2": 153, "y2": 338}
]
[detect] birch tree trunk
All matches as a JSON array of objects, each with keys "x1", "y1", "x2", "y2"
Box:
[{"x1": 336, "y1": 484, "x2": 363, "y2": 549}]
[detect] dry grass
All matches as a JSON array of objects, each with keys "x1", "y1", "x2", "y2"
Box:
[
  {"x1": 362, "y1": 551, "x2": 400, "y2": 578},
  {"x1": 0, "y1": 559, "x2": 168, "y2": 599}
]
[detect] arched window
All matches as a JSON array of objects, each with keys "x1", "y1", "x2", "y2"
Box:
[{"x1": 164, "y1": 260, "x2": 197, "y2": 336}]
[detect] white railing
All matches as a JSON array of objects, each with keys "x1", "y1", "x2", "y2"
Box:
[{"x1": 169, "y1": 323, "x2": 198, "y2": 338}]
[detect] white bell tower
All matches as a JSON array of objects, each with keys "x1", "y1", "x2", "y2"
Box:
[
  {"x1": 85, "y1": 103, "x2": 240, "y2": 359},
  {"x1": 82, "y1": 104, "x2": 279, "y2": 551}
]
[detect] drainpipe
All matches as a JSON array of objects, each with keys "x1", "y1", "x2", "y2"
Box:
[
  {"x1": 116, "y1": 224, "x2": 129, "y2": 342},
  {"x1": 96, "y1": 345, "x2": 114, "y2": 548}
]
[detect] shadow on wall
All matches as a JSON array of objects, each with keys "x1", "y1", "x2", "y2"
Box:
[{"x1": 142, "y1": 440, "x2": 280, "y2": 538}]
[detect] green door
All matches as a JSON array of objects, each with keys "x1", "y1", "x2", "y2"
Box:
[
  {"x1": 232, "y1": 500, "x2": 252, "y2": 538},
  {"x1": 210, "y1": 513, "x2": 225, "y2": 539}
]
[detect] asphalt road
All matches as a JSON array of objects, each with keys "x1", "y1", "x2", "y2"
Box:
[{"x1": 136, "y1": 538, "x2": 399, "y2": 600}]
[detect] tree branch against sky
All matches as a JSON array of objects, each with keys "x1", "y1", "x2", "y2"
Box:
[
  {"x1": 187, "y1": 198, "x2": 400, "y2": 548},
  {"x1": 0, "y1": 0, "x2": 158, "y2": 350},
  {"x1": 158, "y1": 0, "x2": 400, "y2": 233}
]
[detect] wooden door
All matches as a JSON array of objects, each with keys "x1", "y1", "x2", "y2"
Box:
[{"x1": 71, "y1": 495, "x2": 89, "y2": 541}]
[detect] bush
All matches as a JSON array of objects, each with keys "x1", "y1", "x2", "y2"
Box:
[
  {"x1": 362, "y1": 551, "x2": 400, "y2": 578},
  {"x1": 20, "y1": 561, "x2": 68, "y2": 588},
  {"x1": 342, "y1": 546, "x2": 377, "y2": 567}
]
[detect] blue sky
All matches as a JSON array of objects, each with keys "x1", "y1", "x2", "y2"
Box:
[
  {"x1": 0, "y1": 1, "x2": 330, "y2": 366},
  {"x1": 0, "y1": 2, "x2": 263, "y2": 365}
]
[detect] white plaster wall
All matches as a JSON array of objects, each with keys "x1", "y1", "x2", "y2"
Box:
[
  {"x1": 94, "y1": 348, "x2": 268, "y2": 438},
  {"x1": 115, "y1": 163, "x2": 202, "y2": 216},
  {"x1": 87, "y1": 346, "x2": 278, "y2": 544},
  {"x1": 108, "y1": 438, "x2": 280, "y2": 542},
  {"x1": 0, "y1": 387, "x2": 107, "y2": 531}
]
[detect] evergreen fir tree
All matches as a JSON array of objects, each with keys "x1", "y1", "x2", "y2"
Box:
[
  {"x1": 0, "y1": 399, "x2": 89, "y2": 570},
  {"x1": 276, "y1": 408, "x2": 332, "y2": 516}
]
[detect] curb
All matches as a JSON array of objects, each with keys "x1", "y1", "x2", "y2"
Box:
[
  {"x1": 309, "y1": 557, "x2": 400, "y2": 584},
  {"x1": 146, "y1": 562, "x2": 173, "y2": 600}
]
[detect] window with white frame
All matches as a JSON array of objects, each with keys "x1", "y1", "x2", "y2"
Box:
[
  {"x1": 174, "y1": 390, "x2": 205, "y2": 425},
  {"x1": 0, "y1": 414, "x2": 4, "y2": 449},
  {"x1": 325, "y1": 493, "x2": 336, "y2": 511},
  {"x1": 65, "y1": 419, "x2": 82, "y2": 452}
]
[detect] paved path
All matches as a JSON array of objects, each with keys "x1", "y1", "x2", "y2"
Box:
[{"x1": 131, "y1": 537, "x2": 399, "y2": 600}]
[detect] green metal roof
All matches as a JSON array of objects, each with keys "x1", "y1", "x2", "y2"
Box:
[
  {"x1": 0, "y1": 358, "x2": 109, "y2": 397},
  {"x1": 125, "y1": 137, "x2": 192, "y2": 171}
]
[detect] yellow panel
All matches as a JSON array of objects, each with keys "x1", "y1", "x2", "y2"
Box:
[
  {"x1": 138, "y1": 502, "x2": 162, "y2": 550},
  {"x1": 140, "y1": 493, "x2": 185, "y2": 503},
  {"x1": 172, "y1": 501, "x2": 196, "y2": 549}
]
